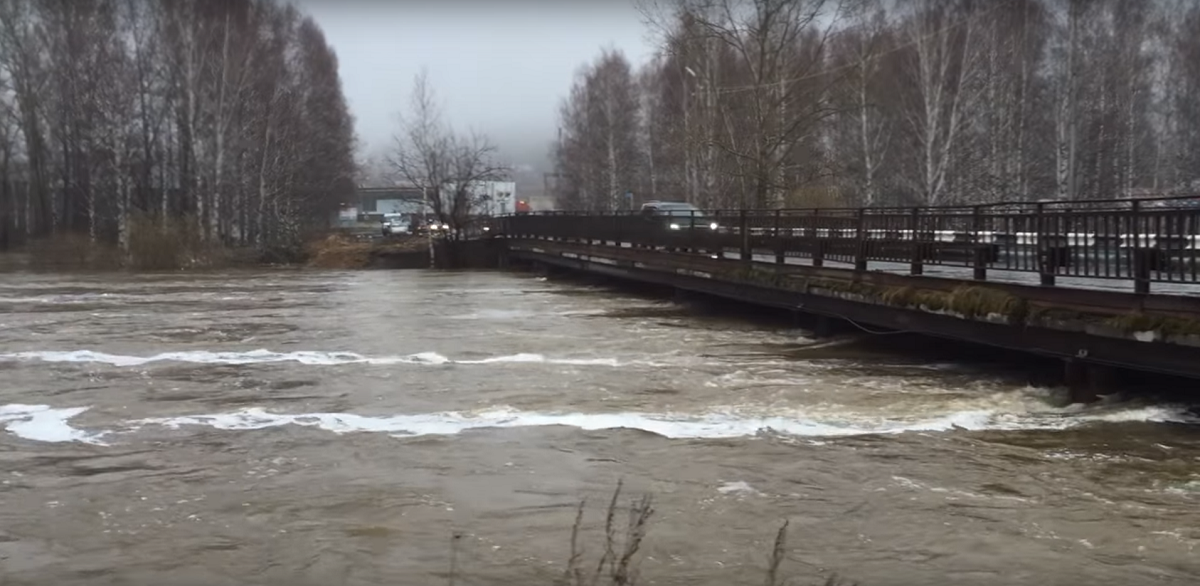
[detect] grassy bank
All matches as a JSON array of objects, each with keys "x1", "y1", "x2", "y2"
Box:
[
  {"x1": 1, "y1": 216, "x2": 295, "y2": 272},
  {"x1": 305, "y1": 234, "x2": 430, "y2": 269},
  {"x1": 0, "y1": 220, "x2": 436, "y2": 272}
]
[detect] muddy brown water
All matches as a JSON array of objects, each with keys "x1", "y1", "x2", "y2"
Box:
[{"x1": 0, "y1": 269, "x2": 1197, "y2": 586}]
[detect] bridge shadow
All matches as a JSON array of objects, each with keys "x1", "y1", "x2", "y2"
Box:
[{"x1": 532, "y1": 267, "x2": 1200, "y2": 408}]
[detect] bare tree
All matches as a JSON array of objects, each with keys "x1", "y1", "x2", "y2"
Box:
[
  {"x1": 553, "y1": 50, "x2": 642, "y2": 211},
  {"x1": 568, "y1": 0, "x2": 1200, "y2": 210},
  {"x1": 0, "y1": 0, "x2": 355, "y2": 261},
  {"x1": 828, "y1": 0, "x2": 895, "y2": 206},
  {"x1": 1171, "y1": 2, "x2": 1200, "y2": 191},
  {"x1": 687, "y1": 0, "x2": 845, "y2": 207},
  {"x1": 0, "y1": 0, "x2": 51, "y2": 238},
  {"x1": 894, "y1": 0, "x2": 983, "y2": 206},
  {"x1": 390, "y1": 70, "x2": 507, "y2": 236}
]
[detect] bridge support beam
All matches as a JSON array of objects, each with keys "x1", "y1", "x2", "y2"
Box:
[
  {"x1": 813, "y1": 315, "x2": 835, "y2": 338},
  {"x1": 1063, "y1": 359, "x2": 1118, "y2": 404}
]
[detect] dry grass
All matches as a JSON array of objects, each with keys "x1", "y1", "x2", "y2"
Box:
[
  {"x1": 126, "y1": 214, "x2": 229, "y2": 270},
  {"x1": 306, "y1": 234, "x2": 376, "y2": 269},
  {"x1": 558, "y1": 480, "x2": 654, "y2": 586},
  {"x1": 23, "y1": 232, "x2": 123, "y2": 271},
  {"x1": 9, "y1": 226, "x2": 432, "y2": 272},
  {"x1": 17, "y1": 215, "x2": 235, "y2": 271},
  {"x1": 305, "y1": 234, "x2": 429, "y2": 269},
  {"x1": 550, "y1": 483, "x2": 856, "y2": 586}
]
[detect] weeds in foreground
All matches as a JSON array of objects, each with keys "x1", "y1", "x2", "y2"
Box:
[
  {"x1": 558, "y1": 480, "x2": 654, "y2": 586},
  {"x1": 556, "y1": 482, "x2": 856, "y2": 586}
]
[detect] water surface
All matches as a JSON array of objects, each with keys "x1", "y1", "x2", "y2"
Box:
[{"x1": 0, "y1": 269, "x2": 1197, "y2": 585}]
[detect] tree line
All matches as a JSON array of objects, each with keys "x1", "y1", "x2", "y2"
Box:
[
  {"x1": 552, "y1": 0, "x2": 1200, "y2": 211},
  {"x1": 0, "y1": 0, "x2": 357, "y2": 256}
]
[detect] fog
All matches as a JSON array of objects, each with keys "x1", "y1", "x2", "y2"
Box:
[{"x1": 294, "y1": 0, "x2": 657, "y2": 171}]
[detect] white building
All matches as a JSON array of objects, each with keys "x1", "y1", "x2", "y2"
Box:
[{"x1": 456, "y1": 180, "x2": 518, "y2": 216}]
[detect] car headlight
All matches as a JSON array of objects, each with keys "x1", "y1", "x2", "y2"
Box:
[
  {"x1": 441, "y1": 224, "x2": 449, "y2": 230},
  {"x1": 709, "y1": 222, "x2": 719, "y2": 230},
  {"x1": 483, "y1": 226, "x2": 490, "y2": 231},
  {"x1": 669, "y1": 223, "x2": 680, "y2": 230}
]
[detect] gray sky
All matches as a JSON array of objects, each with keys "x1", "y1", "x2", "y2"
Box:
[{"x1": 294, "y1": 0, "x2": 658, "y2": 169}]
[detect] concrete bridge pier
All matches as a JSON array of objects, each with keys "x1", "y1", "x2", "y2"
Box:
[{"x1": 1063, "y1": 359, "x2": 1118, "y2": 404}]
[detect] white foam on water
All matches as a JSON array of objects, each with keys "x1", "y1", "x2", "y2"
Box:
[
  {"x1": 717, "y1": 481, "x2": 765, "y2": 497},
  {"x1": 2, "y1": 399, "x2": 1196, "y2": 446},
  {"x1": 447, "y1": 309, "x2": 539, "y2": 320},
  {"x1": 0, "y1": 292, "x2": 147, "y2": 305},
  {"x1": 0, "y1": 404, "x2": 106, "y2": 445},
  {"x1": 0, "y1": 350, "x2": 625, "y2": 368},
  {"x1": 129, "y1": 402, "x2": 1200, "y2": 441},
  {"x1": 457, "y1": 353, "x2": 622, "y2": 367},
  {"x1": 448, "y1": 308, "x2": 610, "y2": 320}
]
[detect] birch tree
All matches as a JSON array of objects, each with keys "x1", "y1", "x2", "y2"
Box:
[
  {"x1": 554, "y1": 51, "x2": 642, "y2": 211},
  {"x1": 0, "y1": 0, "x2": 356, "y2": 258},
  {"x1": 895, "y1": 0, "x2": 982, "y2": 206},
  {"x1": 689, "y1": 0, "x2": 844, "y2": 207},
  {"x1": 828, "y1": 0, "x2": 895, "y2": 206}
]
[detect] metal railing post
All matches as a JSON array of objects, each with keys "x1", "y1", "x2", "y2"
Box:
[
  {"x1": 1037, "y1": 202, "x2": 1055, "y2": 286},
  {"x1": 812, "y1": 208, "x2": 824, "y2": 268},
  {"x1": 972, "y1": 205, "x2": 987, "y2": 281},
  {"x1": 909, "y1": 207, "x2": 922, "y2": 275},
  {"x1": 1132, "y1": 199, "x2": 1150, "y2": 294},
  {"x1": 739, "y1": 209, "x2": 751, "y2": 264},
  {"x1": 774, "y1": 209, "x2": 785, "y2": 265},
  {"x1": 854, "y1": 207, "x2": 867, "y2": 271}
]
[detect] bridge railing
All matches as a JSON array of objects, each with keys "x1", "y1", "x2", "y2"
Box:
[{"x1": 498, "y1": 197, "x2": 1200, "y2": 294}]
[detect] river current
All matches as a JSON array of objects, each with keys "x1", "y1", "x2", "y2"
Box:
[{"x1": 0, "y1": 269, "x2": 1197, "y2": 585}]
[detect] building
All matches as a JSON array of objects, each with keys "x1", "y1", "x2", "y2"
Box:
[
  {"x1": 354, "y1": 181, "x2": 525, "y2": 222},
  {"x1": 448, "y1": 180, "x2": 518, "y2": 216},
  {"x1": 358, "y1": 186, "x2": 425, "y2": 218}
]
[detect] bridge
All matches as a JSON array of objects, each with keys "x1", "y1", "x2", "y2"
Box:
[{"x1": 481, "y1": 196, "x2": 1200, "y2": 401}]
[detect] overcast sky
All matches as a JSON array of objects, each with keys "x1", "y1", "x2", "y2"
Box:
[{"x1": 293, "y1": 0, "x2": 658, "y2": 169}]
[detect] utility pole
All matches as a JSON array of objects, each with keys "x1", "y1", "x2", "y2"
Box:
[{"x1": 544, "y1": 172, "x2": 561, "y2": 208}]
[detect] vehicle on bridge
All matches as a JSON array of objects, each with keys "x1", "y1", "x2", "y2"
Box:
[
  {"x1": 381, "y1": 213, "x2": 413, "y2": 236},
  {"x1": 413, "y1": 217, "x2": 451, "y2": 236},
  {"x1": 639, "y1": 201, "x2": 721, "y2": 231}
]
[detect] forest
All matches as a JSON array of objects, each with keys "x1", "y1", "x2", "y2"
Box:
[
  {"x1": 0, "y1": 0, "x2": 357, "y2": 262},
  {"x1": 552, "y1": 0, "x2": 1200, "y2": 211}
]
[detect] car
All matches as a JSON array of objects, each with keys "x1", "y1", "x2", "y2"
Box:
[
  {"x1": 639, "y1": 201, "x2": 720, "y2": 231},
  {"x1": 381, "y1": 213, "x2": 413, "y2": 236},
  {"x1": 412, "y1": 217, "x2": 451, "y2": 237}
]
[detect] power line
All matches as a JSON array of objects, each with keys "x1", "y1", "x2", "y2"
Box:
[{"x1": 679, "y1": 2, "x2": 1011, "y2": 96}]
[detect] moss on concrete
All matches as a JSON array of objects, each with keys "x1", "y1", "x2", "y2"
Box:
[
  {"x1": 1102, "y1": 313, "x2": 1200, "y2": 336},
  {"x1": 721, "y1": 263, "x2": 1200, "y2": 339},
  {"x1": 733, "y1": 266, "x2": 792, "y2": 290},
  {"x1": 945, "y1": 286, "x2": 1030, "y2": 323}
]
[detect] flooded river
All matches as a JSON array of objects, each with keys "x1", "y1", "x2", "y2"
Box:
[{"x1": 0, "y1": 269, "x2": 1197, "y2": 586}]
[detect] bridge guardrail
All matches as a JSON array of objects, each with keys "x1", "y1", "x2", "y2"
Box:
[{"x1": 497, "y1": 197, "x2": 1200, "y2": 294}]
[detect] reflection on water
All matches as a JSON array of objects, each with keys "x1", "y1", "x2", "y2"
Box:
[{"x1": 0, "y1": 269, "x2": 1197, "y2": 586}]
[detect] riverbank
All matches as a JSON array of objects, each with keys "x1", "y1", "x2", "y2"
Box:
[
  {"x1": 0, "y1": 231, "x2": 444, "y2": 273},
  {"x1": 306, "y1": 233, "x2": 432, "y2": 269}
]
